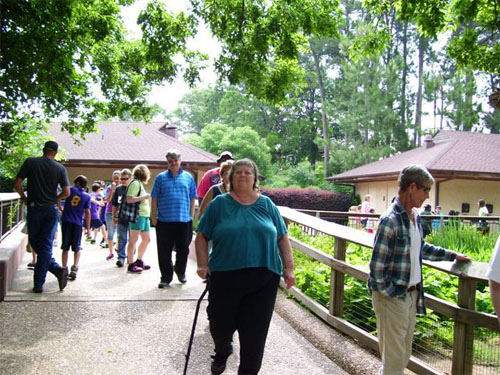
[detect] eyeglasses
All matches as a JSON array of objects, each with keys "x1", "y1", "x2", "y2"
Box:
[
  {"x1": 120, "y1": 177, "x2": 130, "y2": 181},
  {"x1": 417, "y1": 184, "x2": 431, "y2": 194}
]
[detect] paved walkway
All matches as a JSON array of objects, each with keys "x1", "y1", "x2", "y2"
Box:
[{"x1": 0, "y1": 228, "x2": 349, "y2": 375}]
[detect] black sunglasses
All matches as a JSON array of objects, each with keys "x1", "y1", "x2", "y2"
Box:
[{"x1": 120, "y1": 177, "x2": 130, "y2": 181}]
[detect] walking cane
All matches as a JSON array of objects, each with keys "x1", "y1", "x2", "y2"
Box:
[{"x1": 183, "y1": 277, "x2": 209, "y2": 375}]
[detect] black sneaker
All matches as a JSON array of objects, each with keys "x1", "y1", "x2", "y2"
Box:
[
  {"x1": 210, "y1": 345, "x2": 233, "y2": 375},
  {"x1": 127, "y1": 262, "x2": 142, "y2": 273},
  {"x1": 56, "y1": 266, "x2": 69, "y2": 291},
  {"x1": 68, "y1": 265, "x2": 79, "y2": 281},
  {"x1": 135, "y1": 259, "x2": 151, "y2": 270},
  {"x1": 176, "y1": 272, "x2": 187, "y2": 284},
  {"x1": 116, "y1": 259, "x2": 124, "y2": 268},
  {"x1": 33, "y1": 287, "x2": 43, "y2": 293},
  {"x1": 158, "y1": 281, "x2": 170, "y2": 288},
  {"x1": 211, "y1": 354, "x2": 229, "y2": 375}
]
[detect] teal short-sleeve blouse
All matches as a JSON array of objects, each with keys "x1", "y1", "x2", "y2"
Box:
[{"x1": 197, "y1": 194, "x2": 287, "y2": 275}]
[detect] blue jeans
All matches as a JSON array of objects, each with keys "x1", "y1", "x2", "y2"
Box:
[
  {"x1": 105, "y1": 212, "x2": 116, "y2": 241},
  {"x1": 27, "y1": 205, "x2": 62, "y2": 288},
  {"x1": 116, "y1": 222, "x2": 129, "y2": 260}
]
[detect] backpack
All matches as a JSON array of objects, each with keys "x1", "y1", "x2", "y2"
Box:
[{"x1": 117, "y1": 180, "x2": 141, "y2": 224}]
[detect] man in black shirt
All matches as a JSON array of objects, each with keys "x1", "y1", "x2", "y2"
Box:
[{"x1": 15, "y1": 141, "x2": 71, "y2": 293}]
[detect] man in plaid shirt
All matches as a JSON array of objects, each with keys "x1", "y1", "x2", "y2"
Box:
[{"x1": 368, "y1": 165, "x2": 470, "y2": 375}]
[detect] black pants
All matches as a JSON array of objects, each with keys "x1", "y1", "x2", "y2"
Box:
[
  {"x1": 155, "y1": 220, "x2": 192, "y2": 283},
  {"x1": 208, "y1": 268, "x2": 280, "y2": 375}
]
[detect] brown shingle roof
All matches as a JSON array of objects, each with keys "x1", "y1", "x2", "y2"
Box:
[
  {"x1": 328, "y1": 130, "x2": 500, "y2": 182},
  {"x1": 47, "y1": 122, "x2": 218, "y2": 165}
]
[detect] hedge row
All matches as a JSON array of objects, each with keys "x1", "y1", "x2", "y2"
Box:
[{"x1": 262, "y1": 188, "x2": 352, "y2": 211}]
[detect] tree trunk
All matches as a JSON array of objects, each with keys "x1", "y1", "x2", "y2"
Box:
[
  {"x1": 414, "y1": 35, "x2": 427, "y2": 146},
  {"x1": 464, "y1": 71, "x2": 474, "y2": 131},
  {"x1": 399, "y1": 21, "x2": 409, "y2": 148},
  {"x1": 312, "y1": 49, "x2": 329, "y2": 176},
  {"x1": 440, "y1": 80, "x2": 445, "y2": 130}
]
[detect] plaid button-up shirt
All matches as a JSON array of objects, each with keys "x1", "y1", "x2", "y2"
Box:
[{"x1": 368, "y1": 198, "x2": 456, "y2": 314}]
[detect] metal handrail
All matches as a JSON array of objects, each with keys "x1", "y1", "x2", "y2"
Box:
[{"x1": 0, "y1": 193, "x2": 24, "y2": 242}]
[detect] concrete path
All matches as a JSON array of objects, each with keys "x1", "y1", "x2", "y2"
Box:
[{"x1": 0, "y1": 228, "x2": 349, "y2": 375}]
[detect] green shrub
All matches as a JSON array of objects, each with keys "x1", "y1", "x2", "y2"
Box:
[
  {"x1": 263, "y1": 188, "x2": 352, "y2": 212},
  {"x1": 426, "y1": 221, "x2": 498, "y2": 262}
]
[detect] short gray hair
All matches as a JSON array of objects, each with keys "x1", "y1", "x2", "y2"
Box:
[
  {"x1": 229, "y1": 158, "x2": 260, "y2": 191},
  {"x1": 398, "y1": 164, "x2": 434, "y2": 192},
  {"x1": 165, "y1": 149, "x2": 181, "y2": 160}
]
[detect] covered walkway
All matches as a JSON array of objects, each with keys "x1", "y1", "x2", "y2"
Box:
[{"x1": 0, "y1": 228, "x2": 356, "y2": 375}]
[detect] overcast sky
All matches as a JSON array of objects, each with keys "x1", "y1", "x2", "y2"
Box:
[{"x1": 121, "y1": 0, "x2": 220, "y2": 115}]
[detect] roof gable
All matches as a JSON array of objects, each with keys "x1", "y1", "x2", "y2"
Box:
[
  {"x1": 431, "y1": 131, "x2": 500, "y2": 173},
  {"x1": 329, "y1": 130, "x2": 500, "y2": 182},
  {"x1": 47, "y1": 122, "x2": 218, "y2": 165}
]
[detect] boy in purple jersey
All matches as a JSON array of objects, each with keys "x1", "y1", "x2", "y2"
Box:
[
  {"x1": 89, "y1": 183, "x2": 106, "y2": 245},
  {"x1": 59, "y1": 175, "x2": 91, "y2": 281}
]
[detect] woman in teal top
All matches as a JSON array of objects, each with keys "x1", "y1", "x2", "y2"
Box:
[
  {"x1": 196, "y1": 158, "x2": 295, "y2": 375},
  {"x1": 125, "y1": 164, "x2": 151, "y2": 273}
]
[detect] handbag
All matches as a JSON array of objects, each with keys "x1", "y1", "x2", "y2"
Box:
[{"x1": 118, "y1": 180, "x2": 141, "y2": 224}]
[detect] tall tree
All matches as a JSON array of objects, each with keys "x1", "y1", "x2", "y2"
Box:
[
  {"x1": 362, "y1": 0, "x2": 500, "y2": 75},
  {"x1": 308, "y1": 37, "x2": 340, "y2": 176},
  {"x1": 414, "y1": 35, "x2": 430, "y2": 145},
  {"x1": 311, "y1": 45, "x2": 329, "y2": 175},
  {"x1": 482, "y1": 111, "x2": 500, "y2": 134},
  {"x1": 1, "y1": 0, "x2": 205, "y2": 135},
  {"x1": 191, "y1": 0, "x2": 343, "y2": 103},
  {"x1": 0, "y1": 0, "x2": 207, "y2": 178},
  {"x1": 423, "y1": 71, "x2": 444, "y2": 132},
  {"x1": 442, "y1": 69, "x2": 482, "y2": 130},
  {"x1": 1, "y1": 0, "x2": 345, "y2": 180},
  {"x1": 172, "y1": 86, "x2": 226, "y2": 134},
  {"x1": 186, "y1": 122, "x2": 272, "y2": 175}
]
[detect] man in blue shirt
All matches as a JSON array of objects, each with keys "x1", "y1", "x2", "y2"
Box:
[
  {"x1": 151, "y1": 150, "x2": 197, "y2": 288},
  {"x1": 368, "y1": 164, "x2": 470, "y2": 375}
]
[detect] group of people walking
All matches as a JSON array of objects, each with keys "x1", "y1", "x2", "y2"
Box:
[
  {"x1": 15, "y1": 141, "x2": 295, "y2": 375},
  {"x1": 14, "y1": 141, "x2": 499, "y2": 375}
]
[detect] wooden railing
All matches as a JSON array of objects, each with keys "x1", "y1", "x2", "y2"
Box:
[
  {"x1": 297, "y1": 209, "x2": 500, "y2": 234},
  {"x1": 278, "y1": 206, "x2": 499, "y2": 375}
]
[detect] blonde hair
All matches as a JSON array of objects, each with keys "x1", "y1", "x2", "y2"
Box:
[
  {"x1": 132, "y1": 164, "x2": 150, "y2": 183},
  {"x1": 219, "y1": 160, "x2": 233, "y2": 176}
]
